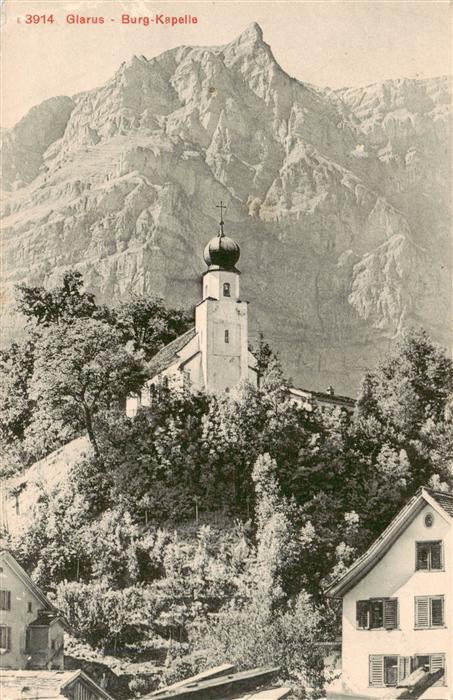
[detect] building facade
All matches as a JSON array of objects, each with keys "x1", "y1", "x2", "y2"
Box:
[
  {"x1": 0, "y1": 551, "x2": 65, "y2": 671},
  {"x1": 327, "y1": 488, "x2": 452, "y2": 699}
]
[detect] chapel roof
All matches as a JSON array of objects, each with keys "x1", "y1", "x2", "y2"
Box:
[{"x1": 146, "y1": 327, "x2": 197, "y2": 379}]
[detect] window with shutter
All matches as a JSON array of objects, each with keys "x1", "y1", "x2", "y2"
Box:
[
  {"x1": 357, "y1": 598, "x2": 398, "y2": 629},
  {"x1": 369, "y1": 655, "x2": 384, "y2": 687},
  {"x1": 356, "y1": 600, "x2": 369, "y2": 629},
  {"x1": 0, "y1": 591, "x2": 11, "y2": 611},
  {"x1": 415, "y1": 597, "x2": 430, "y2": 628},
  {"x1": 383, "y1": 598, "x2": 398, "y2": 629},
  {"x1": 414, "y1": 655, "x2": 445, "y2": 687},
  {"x1": 416, "y1": 541, "x2": 443, "y2": 570},
  {"x1": 415, "y1": 596, "x2": 444, "y2": 628}
]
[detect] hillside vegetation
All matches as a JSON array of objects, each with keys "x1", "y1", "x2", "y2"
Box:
[{"x1": 1, "y1": 274, "x2": 452, "y2": 697}]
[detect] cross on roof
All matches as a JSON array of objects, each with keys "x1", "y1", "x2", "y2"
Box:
[{"x1": 216, "y1": 201, "x2": 226, "y2": 236}]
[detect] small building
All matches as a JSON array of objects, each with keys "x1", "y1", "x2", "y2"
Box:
[
  {"x1": 326, "y1": 487, "x2": 452, "y2": 699},
  {"x1": 0, "y1": 550, "x2": 66, "y2": 670},
  {"x1": 0, "y1": 669, "x2": 114, "y2": 700}
]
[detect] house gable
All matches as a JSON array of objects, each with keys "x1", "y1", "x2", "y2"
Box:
[
  {"x1": 327, "y1": 489, "x2": 452, "y2": 598},
  {"x1": 336, "y1": 496, "x2": 451, "y2": 698},
  {"x1": 0, "y1": 550, "x2": 53, "y2": 611}
]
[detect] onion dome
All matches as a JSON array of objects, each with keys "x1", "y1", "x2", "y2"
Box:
[
  {"x1": 203, "y1": 234, "x2": 240, "y2": 270},
  {"x1": 204, "y1": 202, "x2": 240, "y2": 270}
]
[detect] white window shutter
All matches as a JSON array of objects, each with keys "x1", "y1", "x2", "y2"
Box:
[
  {"x1": 384, "y1": 598, "x2": 398, "y2": 629},
  {"x1": 415, "y1": 597, "x2": 430, "y2": 628},
  {"x1": 398, "y1": 656, "x2": 411, "y2": 683},
  {"x1": 369, "y1": 655, "x2": 384, "y2": 687},
  {"x1": 430, "y1": 654, "x2": 445, "y2": 686}
]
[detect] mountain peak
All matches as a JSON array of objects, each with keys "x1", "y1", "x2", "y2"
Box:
[{"x1": 235, "y1": 21, "x2": 264, "y2": 44}]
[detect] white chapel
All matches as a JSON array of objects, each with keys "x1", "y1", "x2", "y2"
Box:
[{"x1": 126, "y1": 206, "x2": 257, "y2": 416}]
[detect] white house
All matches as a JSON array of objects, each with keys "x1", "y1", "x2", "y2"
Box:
[
  {"x1": 327, "y1": 487, "x2": 452, "y2": 699},
  {"x1": 0, "y1": 550, "x2": 66, "y2": 671}
]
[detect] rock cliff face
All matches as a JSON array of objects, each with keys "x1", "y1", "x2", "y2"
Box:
[{"x1": 1, "y1": 23, "x2": 451, "y2": 393}]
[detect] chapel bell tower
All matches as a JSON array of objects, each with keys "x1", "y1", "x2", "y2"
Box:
[{"x1": 195, "y1": 203, "x2": 249, "y2": 393}]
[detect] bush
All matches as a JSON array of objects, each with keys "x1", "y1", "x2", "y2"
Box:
[
  {"x1": 52, "y1": 581, "x2": 157, "y2": 650},
  {"x1": 187, "y1": 592, "x2": 329, "y2": 693}
]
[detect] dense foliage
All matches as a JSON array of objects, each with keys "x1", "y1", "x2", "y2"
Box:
[
  {"x1": 1, "y1": 273, "x2": 452, "y2": 695},
  {"x1": 0, "y1": 272, "x2": 192, "y2": 467}
]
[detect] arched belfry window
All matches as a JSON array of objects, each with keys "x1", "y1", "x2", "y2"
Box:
[{"x1": 223, "y1": 282, "x2": 231, "y2": 297}]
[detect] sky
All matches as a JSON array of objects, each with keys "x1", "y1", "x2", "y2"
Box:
[{"x1": 1, "y1": 0, "x2": 452, "y2": 128}]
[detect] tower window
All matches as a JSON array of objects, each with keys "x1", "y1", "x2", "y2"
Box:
[
  {"x1": 223, "y1": 282, "x2": 231, "y2": 297},
  {"x1": 224, "y1": 330, "x2": 229, "y2": 344}
]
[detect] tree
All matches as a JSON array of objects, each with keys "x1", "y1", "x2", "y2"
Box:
[
  {"x1": 252, "y1": 454, "x2": 304, "y2": 607},
  {"x1": 249, "y1": 333, "x2": 277, "y2": 389},
  {"x1": 187, "y1": 592, "x2": 329, "y2": 694},
  {"x1": 115, "y1": 296, "x2": 193, "y2": 360},
  {"x1": 15, "y1": 270, "x2": 111, "y2": 326},
  {"x1": 355, "y1": 327, "x2": 453, "y2": 443},
  {"x1": 0, "y1": 338, "x2": 35, "y2": 445},
  {"x1": 8, "y1": 481, "x2": 91, "y2": 590},
  {"x1": 29, "y1": 319, "x2": 146, "y2": 456},
  {"x1": 52, "y1": 580, "x2": 156, "y2": 650},
  {"x1": 354, "y1": 327, "x2": 453, "y2": 502}
]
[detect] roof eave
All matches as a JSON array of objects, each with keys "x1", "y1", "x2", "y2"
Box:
[
  {"x1": 0, "y1": 551, "x2": 54, "y2": 610},
  {"x1": 325, "y1": 488, "x2": 450, "y2": 598},
  {"x1": 62, "y1": 670, "x2": 115, "y2": 700}
]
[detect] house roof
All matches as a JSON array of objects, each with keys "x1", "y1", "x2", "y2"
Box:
[
  {"x1": 0, "y1": 551, "x2": 53, "y2": 611},
  {"x1": 326, "y1": 487, "x2": 453, "y2": 598},
  {"x1": 146, "y1": 328, "x2": 198, "y2": 378},
  {"x1": 288, "y1": 386, "x2": 355, "y2": 407},
  {"x1": 0, "y1": 670, "x2": 114, "y2": 700},
  {"x1": 310, "y1": 389, "x2": 355, "y2": 406},
  {"x1": 429, "y1": 489, "x2": 453, "y2": 517},
  {"x1": 143, "y1": 667, "x2": 281, "y2": 699},
  {"x1": 28, "y1": 611, "x2": 68, "y2": 630}
]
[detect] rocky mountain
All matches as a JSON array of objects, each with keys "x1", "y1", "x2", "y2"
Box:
[{"x1": 1, "y1": 23, "x2": 451, "y2": 393}]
